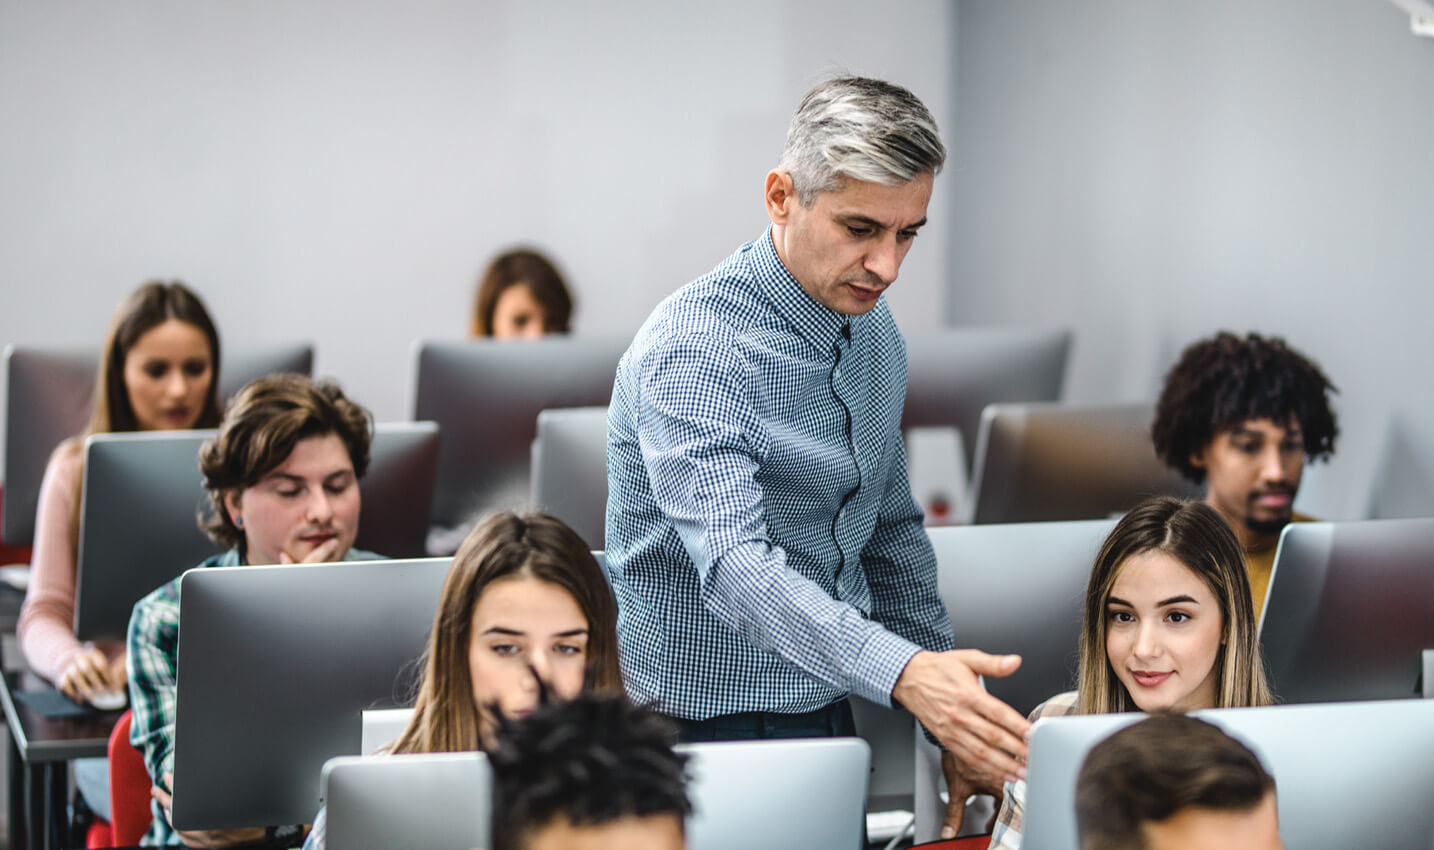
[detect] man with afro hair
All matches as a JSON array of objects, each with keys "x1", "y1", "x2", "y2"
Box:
[{"x1": 1152, "y1": 332, "x2": 1338, "y2": 615}]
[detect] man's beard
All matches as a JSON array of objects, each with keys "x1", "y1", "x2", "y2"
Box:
[{"x1": 1244, "y1": 484, "x2": 1296, "y2": 537}]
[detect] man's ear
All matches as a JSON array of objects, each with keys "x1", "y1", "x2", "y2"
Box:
[
  {"x1": 765, "y1": 169, "x2": 796, "y2": 226},
  {"x1": 1189, "y1": 449, "x2": 1207, "y2": 470}
]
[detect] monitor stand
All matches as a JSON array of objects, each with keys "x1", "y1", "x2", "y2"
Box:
[{"x1": 1423, "y1": 650, "x2": 1434, "y2": 699}]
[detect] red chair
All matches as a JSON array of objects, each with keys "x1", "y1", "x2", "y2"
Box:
[
  {"x1": 91, "y1": 710, "x2": 153, "y2": 847},
  {"x1": 912, "y1": 838, "x2": 992, "y2": 850}
]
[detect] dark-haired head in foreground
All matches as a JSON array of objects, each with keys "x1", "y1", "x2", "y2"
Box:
[
  {"x1": 1076, "y1": 713, "x2": 1281, "y2": 850},
  {"x1": 489, "y1": 692, "x2": 691, "y2": 850}
]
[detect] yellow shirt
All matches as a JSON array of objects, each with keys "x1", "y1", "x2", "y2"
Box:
[{"x1": 1245, "y1": 512, "x2": 1313, "y2": 620}]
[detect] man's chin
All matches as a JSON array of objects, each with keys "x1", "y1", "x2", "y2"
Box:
[{"x1": 1245, "y1": 514, "x2": 1292, "y2": 538}]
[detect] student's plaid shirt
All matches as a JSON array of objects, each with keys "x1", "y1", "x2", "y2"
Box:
[{"x1": 605, "y1": 226, "x2": 954, "y2": 721}]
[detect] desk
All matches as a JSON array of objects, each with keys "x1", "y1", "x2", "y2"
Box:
[{"x1": 1, "y1": 670, "x2": 120, "y2": 850}]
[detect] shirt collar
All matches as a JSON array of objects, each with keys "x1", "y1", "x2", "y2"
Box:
[{"x1": 753, "y1": 225, "x2": 858, "y2": 354}]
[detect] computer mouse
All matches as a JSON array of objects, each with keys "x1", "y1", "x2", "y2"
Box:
[{"x1": 87, "y1": 689, "x2": 128, "y2": 712}]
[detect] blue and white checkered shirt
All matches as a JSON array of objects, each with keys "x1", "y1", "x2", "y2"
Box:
[{"x1": 605, "y1": 226, "x2": 954, "y2": 720}]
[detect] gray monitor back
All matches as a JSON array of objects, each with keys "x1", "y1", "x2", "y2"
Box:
[
  {"x1": 683, "y1": 737, "x2": 869, "y2": 850},
  {"x1": 75, "y1": 422, "x2": 441, "y2": 640},
  {"x1": 411, "y1": 338, "x2": 627, "y2": 530},
  {"x1": 1022, "y1": 699, "x2": 1434, "y2": 850},
  {"x1": 171, "y1": 556, "x2": 452, "y2": 830},
  {"x1": 2, "y1": 341, "x2": 313, "y2": 545},
  {"x1": 321, "y1": 752, "x2": 491, "y2": 850},
  {"x1": 1259, "y1": 517, "x2": 1434, "y2": 704},
  {"x1": 320, "y1": 737, "x2": 868, "y2": 850},
  {"x1": 531, "y1": 406, "x2": 609, "y2": 551},
  {"x1": 930, "y1": 519, "x2": 1115, "y2": 718},
  {"x1": 903, "y1": 328, "x2": 1071, "y2": 471},
  {"x1": 968, "y1": 402, "x2": 1202, "y2": 525}
]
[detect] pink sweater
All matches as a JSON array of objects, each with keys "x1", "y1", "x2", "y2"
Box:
[{"x1": 17, "y1": 442, "x2": 124, "y2": 682}]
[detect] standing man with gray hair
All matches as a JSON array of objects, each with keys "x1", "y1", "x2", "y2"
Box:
[{"x1": 606, "y1": 76, "x2": 1030, "y2": 837}]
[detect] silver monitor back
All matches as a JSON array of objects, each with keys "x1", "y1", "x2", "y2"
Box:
[
  {"x1": 2, "y1": 341, "x2": 313, "y2": 545},
  {"x1": 75, "y1": 422, "x2": 441, "y2": 640},
  {"x1": 902, "y1": 328, "x2": 1071, "y2": 470},
  {"x1": 1259, "y1": 517, "x2": 1434, "y2": 704},
  {"x1": 1022, "y1": 699, "x2": 1434, "y2": 850},
  {"x1": 321, "y1": 752, "x2": 491, "y2": 850},
  {"x1": 320, "y1": 736, "x2": 868, "y2": 850},
  {"x1": 968, "y1": 402, "x2": 1202, "y2": 524},
  {"x1": 683, "y1": 737, "x2": 869, "y2": 850},
  {"x1": 930, "y1": 519, "x2": 1114, "y2": 718},
  {"x1": 171, "y1": 557, "x2": 451, "y2": 830},
  {"x1": 531, "y1": 406, "x2": 609, "y2": 550},
  {"x1": 410, "y1": 338, "x2": 627, "y2": 530}
]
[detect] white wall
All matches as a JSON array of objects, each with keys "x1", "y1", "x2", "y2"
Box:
[
  {"x1": 0, "y1": 1, "x2": 954, "y2": 459},
  {"x1": 947, "y1": 0, "x2": 1434, "y2": 519}
]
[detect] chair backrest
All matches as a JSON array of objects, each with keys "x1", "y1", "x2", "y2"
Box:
[
  {"x1": 968, "y1": 402, "x2": 1201, "y2": 524},
  {"x1": 108, "y1": 710, "x2": 153, "y2": 847},
  {"x1": 531, "y1": 406, "x2": 610, "y2": 550}
]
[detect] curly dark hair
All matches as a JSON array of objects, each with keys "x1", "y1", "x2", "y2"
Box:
[
  {"x1": 488, "y1": 692, "x2": 690, "y2": 850},
  {"x1": 1152, "y1": 332, "x2": 1338, "y2": 484}
]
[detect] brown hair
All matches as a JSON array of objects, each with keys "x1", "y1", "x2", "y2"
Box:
[
  {"x1": 470, "y1": 249, "x2": 573, "y2": 337},
  {"x1": 1076, "y1": 497, "x2": 1273, "y2": 715},
  {"x1": 390, "y1": 511, "x2": 622, "y2": 755},
  {"x1": 1076, "y1": 713, "x2": 1276, "y2": 850},
  {"x1": 198, "y1": 374, "x2": 372, "y2": 556},
  {"x1": 87, "y1": 280, "x2": 222, "y2": 436}
]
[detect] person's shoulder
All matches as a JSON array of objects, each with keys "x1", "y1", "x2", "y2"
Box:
[
  {"x1": 42, "y1": 438, "x2": 84, "y2": 482},
  {"x1": 1291, "y1": 511, "x2": 1318, "y2": 523},
  {"x1": 1029, "y1": 690, "x2": 1080, "y2": 721}
]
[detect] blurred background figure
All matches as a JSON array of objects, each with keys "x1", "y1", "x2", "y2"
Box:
[{"x1": 471, "y1": 249, "x2": 574, "y2": 340}]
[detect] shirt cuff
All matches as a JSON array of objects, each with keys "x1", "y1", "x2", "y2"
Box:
[{"x1": 848, "y1": 628, "x2": 924, "y2": 706}]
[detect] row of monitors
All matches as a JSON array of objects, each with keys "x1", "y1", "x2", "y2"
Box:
[
  {"x1": 530, "y1": 401, "x2": 1204, "y2": 549},
  {"x1": 3, "y1": 326, "x2": 1074, "y2": 542},
  {"x1": 162, "y1": 515, "x2": 1434, "y2": 833},
  {"x1": 320, "y1": 699, "x2": 1434, "y2": 850}
]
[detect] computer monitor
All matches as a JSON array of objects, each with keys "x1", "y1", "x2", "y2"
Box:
[
  {"x1": 930, "y1": 519, "x2": 1115, "y2": 718},
  {"x1": 531, "y1": 406, "x2": 609, "y2": 550},
  {"x1": 911, "y1": 520, "x2": 1116, "y2": 841},
  {"x1": 321, "y1": 752, "x2": 491, "y2": 850},
  {"x1": 902, "y1": 327, "x2": 1071, "y2": 471},
  {"x1": 1022, "y1": 699, "x2": 1434, "y2": 850},
  {"x1": 320, "y1": 737, "x2": 868, "y2": 850},
  {"x1": 967, "y1": 402, "x2": 1203, "y2": 524},
  {"x1": 410, "y1": 337, "x2": 628, "y2": 530},
  {"x1": 683, "y1": 737, "x2": 869, "y2": 850},
  {"x1": 171, "y1": 557, "x2": 452, "y2": 830},
  {"x1": 74, "y1": 423, "x2": 440, "y2": 640},
  {"x1": 1, "y1": 341, "x2": 313, "y2": 545},
  {"x1": 1259, "y1": 517, "x2": 1434, "y2": 704}
]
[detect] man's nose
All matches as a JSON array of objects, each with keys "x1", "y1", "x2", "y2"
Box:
[{"x1": 864, "y1": 236, "x2": 902, "y2": 285}]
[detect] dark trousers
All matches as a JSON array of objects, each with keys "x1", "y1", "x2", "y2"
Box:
[
  {"x1": 669, "y1": 698, "x2": 858, "y2": 743},
  {"x1": 667, "y1": 699, "x2": 869, "y2": 848}
]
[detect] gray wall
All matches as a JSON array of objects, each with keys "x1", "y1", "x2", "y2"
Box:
[
  {"x1": 948, "y1": 0, "x2": 1434, "y2": 520},
  {"x1": 0, "y1": 1, "x2": 954, "y2": 471}
]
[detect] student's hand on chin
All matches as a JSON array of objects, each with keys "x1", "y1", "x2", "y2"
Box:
[
  {"x1": 153, "y1": 776, "x2": 267, "y2": 848},
  {"x1": 279, "y1": 536, "x2": 342, "y2": 565}
]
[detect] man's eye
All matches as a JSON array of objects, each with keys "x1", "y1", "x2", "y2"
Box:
[{"x1": 847, "y1": 226, "x2": 872, "y2": 237}]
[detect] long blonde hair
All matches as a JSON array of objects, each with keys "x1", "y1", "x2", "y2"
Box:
[
  {"x1": 1076, "y1": 497, "x2": 1273, "y2": 715},
  {"x1": 389, "y1": 512, "x2": 621, "y2": 754}
]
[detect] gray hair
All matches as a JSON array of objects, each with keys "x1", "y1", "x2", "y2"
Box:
[{"x1": 778, "y1": 76, "x2": 946, "y2": 205}]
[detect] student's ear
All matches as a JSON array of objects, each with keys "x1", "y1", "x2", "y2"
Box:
[
  {"x1": 1189, "y1": 449, "x2": 1207, "y2": 470},
  {"x1": 765, "y1": 170, "x2": 797, "y2": 226},
  {"x1": 222, "y1": 490, "x2": 244, "y2": 530}
]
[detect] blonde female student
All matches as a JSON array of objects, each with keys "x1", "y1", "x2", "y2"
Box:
[
  {"x1": 302, "y1": 510, "x2": 622, "y2": 850},
  {"x1": 18, "y1": 281, "x2": 222, "y2": 821},
  {"x1": 988, "y1": 496, "x2": 1274, "y2": 850}
]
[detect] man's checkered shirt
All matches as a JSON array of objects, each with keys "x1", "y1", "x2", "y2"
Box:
[{"x1": 605, "y1": 226, "x2": 954, "y2": 720}]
